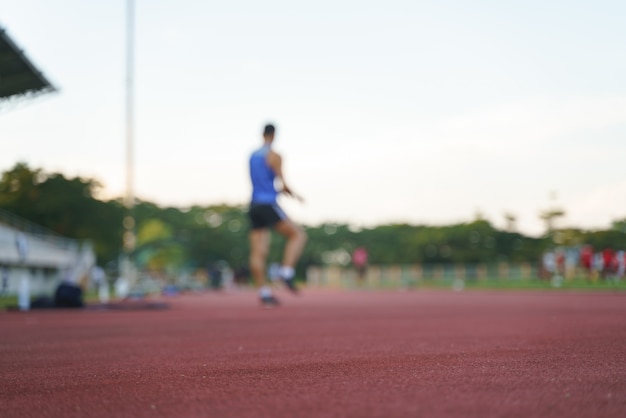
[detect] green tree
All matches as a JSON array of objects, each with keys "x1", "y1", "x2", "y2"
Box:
[
  {"x1": 3, "y1": 164, "x2": 624, "y2": 275},
  {"x1": 0, "y1": 163, "x2": 124, "y2": 263}
]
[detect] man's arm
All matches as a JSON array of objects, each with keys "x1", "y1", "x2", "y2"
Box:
[
  {"x1": 267, "y1": 151, "x2": 290, "y2": 194},
  {"x1": 267, "y1": 151, "x2": 303, "y2": 201}
]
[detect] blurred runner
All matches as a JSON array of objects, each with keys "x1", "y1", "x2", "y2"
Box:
[
  {"x1": 248, "y1": 123, "x2": 307, "y2": 307},
  {"x1": 352, "y1": 247, "x2": 369, "y2": 285}
]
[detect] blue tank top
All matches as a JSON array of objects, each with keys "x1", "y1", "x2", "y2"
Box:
[{"x1": 249, "y1": 145, "x2": 278, "y2": 204}]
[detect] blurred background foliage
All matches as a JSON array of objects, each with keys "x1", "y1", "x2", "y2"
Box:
[{"x1": 2, "y1": 163, "x2": 625, "y2": 273}]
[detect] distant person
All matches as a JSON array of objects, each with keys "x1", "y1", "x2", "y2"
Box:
[
  {"x1": 234, "y1": 266, "x2": 250, "y2": 286},
  {"x1": 564, "y1": 247, "x2": 578, "y2": 280},
  {"x1": 592, "y1": 251, "x2": 604, "y2": 282},
  {"x1": 208, "y1": 263, "x2": 222, "y2": 290},
  {"x1": 541, "y1": 251, "x2": 556, "y2": 280},
  {"x1": 580, "y1": 245, "x2": 594, "y2": 281},
  {"x1": 352, "y1": 247, "x2": 369, "y2": 284},
  {"x1": 248, "y1": 123, "x2": 307, "y2": 307},
  {"x1": 602, "y1": 248, "x2": 617, "y2": 280},
  {"x1": 555, "y1": 249, "x2": 565, "y2": 278},
  {"x1": 616, "y1": 250, "x2": 625, "y2": 280}
]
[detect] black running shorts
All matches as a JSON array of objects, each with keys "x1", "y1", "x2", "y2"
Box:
[{"x1": 248, "y1": 204, "x2": 287, "y2": 229}]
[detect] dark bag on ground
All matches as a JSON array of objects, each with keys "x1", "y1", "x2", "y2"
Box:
[{"x1": 54, "y1": 282, "x2": 84, "y2": 308}]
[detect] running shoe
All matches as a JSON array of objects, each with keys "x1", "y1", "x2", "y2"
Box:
[
  {"x1": 283, "y1": 278, "x2": 299, "y2": 295},
  {"x1": 260, "y1": 295, "x2": 280, "y2": 307}
]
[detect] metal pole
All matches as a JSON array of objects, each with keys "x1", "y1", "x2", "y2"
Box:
[
  {"x1": 125, "y1": 0, "x2": 134, "y2": 216},
  {"x1": 123, "y1": 0, "x2": 136, "y2": 289}
]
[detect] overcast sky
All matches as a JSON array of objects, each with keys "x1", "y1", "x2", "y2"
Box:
[{"x1": 1, "y1": 0, "x2": 625, "y2": 235}]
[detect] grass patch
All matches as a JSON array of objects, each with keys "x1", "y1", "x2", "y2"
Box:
[
  {"x1": 0, "y1": 290, "x2": 103, "y2": 310},
  {"x1": 417, "y1": 277, "x2": 626, "y2": 291},
  {"x1": 0, "y1": 295, "x2": 18, "y2": 309}
]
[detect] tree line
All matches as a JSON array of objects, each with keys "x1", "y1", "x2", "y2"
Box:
[{"x1": 1, "y1": 163, "x2": 625, "y2": 275}]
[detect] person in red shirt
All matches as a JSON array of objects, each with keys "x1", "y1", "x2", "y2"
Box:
[
  {"x1": 616, "y1": 250, "x2": 626, "y2": 280},
  {"x1": 602, "y1": 248, "x2": 617, "y2": 280},
  {"x1": 580, "y1": 245, "x2": 593, "y2": 281}
]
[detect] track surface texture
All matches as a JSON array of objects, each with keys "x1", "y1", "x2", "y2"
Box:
[{"x1": 2, "y1": 289, "x2": 626, "y2": 418}]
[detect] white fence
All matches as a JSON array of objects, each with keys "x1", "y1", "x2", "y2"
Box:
[{"x1": 306, "y1": 263, "x2": 543, "y2": 288}]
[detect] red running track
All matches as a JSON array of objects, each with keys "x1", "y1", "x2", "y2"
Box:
[{"x1": 1, "y1": 289, "x2": 626, "y2": 418}]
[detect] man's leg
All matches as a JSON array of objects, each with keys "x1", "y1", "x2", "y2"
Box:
[
  {"x1": 249, "y1": 228, "x2": 279, "y2": 305},
  {"x1": 274, "y1": 220, "x2": 307, "y2": 291},
  {"x1": 249, "y1": 228, "x2": 269, "y2": 287}
]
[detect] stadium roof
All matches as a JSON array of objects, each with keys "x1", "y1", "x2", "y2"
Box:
[{"x1": 0, "y1": 25, "x2": 55, "y2": 104}]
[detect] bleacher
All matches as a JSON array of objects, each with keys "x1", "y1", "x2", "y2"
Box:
[
  {"x1": 0, "y1": 224, "x2": 80, "y2": 266},
  {"x1": 0, "y1": 209, "x2": 95, "y2": 296}
]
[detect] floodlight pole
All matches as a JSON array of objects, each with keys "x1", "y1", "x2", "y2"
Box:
[{"x1": 123, "y1": 0, "x2": 136, "y2": 288}]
